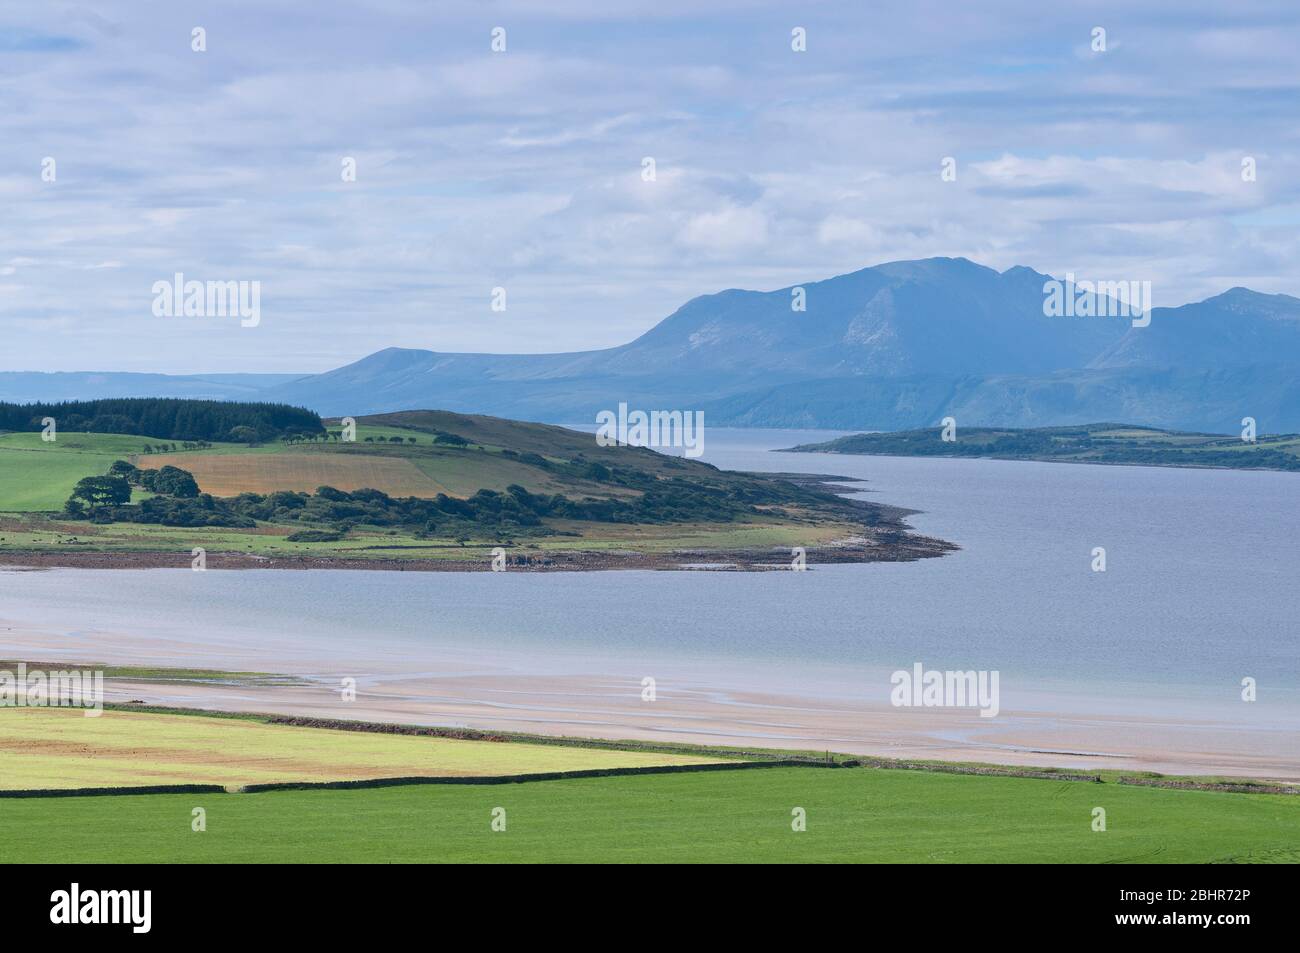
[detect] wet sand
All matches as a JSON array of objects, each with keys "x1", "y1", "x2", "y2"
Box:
[{"x1": 4, "y1": 619, "x2": 1296, "y2": 783}]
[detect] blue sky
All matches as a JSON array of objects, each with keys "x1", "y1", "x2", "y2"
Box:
[{"x1": 2, "y1": 0, "x2": 1298, "y2": 372}]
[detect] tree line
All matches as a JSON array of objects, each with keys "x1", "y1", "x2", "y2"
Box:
[
  {"x1": 68, "y1": 460, "x2": 791, "y2": 534},
  {"x1": 0, "y1": 398, "x2": 322, "y2": 442}
]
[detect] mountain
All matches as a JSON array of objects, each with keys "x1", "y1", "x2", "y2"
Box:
[
  {"x1": 1089, "y1": 287, "x2": 1300, "y2": 370},
  {"x1": 7, "y1": 258, "x2": 1299, "y2": 432},
  {"x1": 0, "y1": 372, "x2": 304, "y2": 404},
  {"x1": 256, "y1": 257, "x2": 1138, "y2": 417},
  {"x1": 256, "y1": 258, "x2": 1299, "y2": 432}
]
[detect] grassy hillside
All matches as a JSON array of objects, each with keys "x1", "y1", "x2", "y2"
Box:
[
  {"x1": 1, "y1": 409, "x2": 941, "y2": 566},
  {"x1": 787, "y1": 423, "x2": 1300, "y2": 471},
  {"x1": 0, "y1": 432, "x2": 167, "y2": 511},
  {"x1": 132, "y1": 416, "x2": 627, "y2": 501},
  {"x1": 2, "y1": 764, "x2": 1294, "y2": 863}
]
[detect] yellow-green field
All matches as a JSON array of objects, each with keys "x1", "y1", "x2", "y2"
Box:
[{"x1": 0, "y1": 708, "x2": 724, "y2": 790}]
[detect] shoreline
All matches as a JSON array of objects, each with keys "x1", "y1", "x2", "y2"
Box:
[
  {"x1": 70, "y1": 676, "x2": 1300, "y2": 782},
  {"x1": 2, "y1": 629, "x2": 1293, "y2": 783},
  {"x1": 0, "y1": 533, "x2": 958, "y2": 573}
]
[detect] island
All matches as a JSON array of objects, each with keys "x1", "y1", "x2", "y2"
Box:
[
  {"x1": 0, "y1": 399, "x2": 953, "y2": 571},
  {"x1": 784, "y1": 423, "x2": 1300, "y2": 471}
]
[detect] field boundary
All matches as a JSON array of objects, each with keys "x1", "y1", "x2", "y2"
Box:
[
  {"x1": 0, "y1": 783, "x2": 227, "y2": 799},
  {"x1": 261, "y1": 714, "x2": 783, "y2": 762},
  {"x1": 0, "y1": 760, "x2": 825, "y2": 800},
  {"x1": 234, "y1": 757, "x2": 822, "y2": 793}
]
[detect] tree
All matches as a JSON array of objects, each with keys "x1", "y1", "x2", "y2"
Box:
[
  {"x1": 228, "y1": 425, "x2": 259, "y2": 445},
  {"x1": 70, "y1": 475, "x2": 131, "y2": 510},
  {"x1": 152, "y1": 465, "x2": 200, "y2": 498}
]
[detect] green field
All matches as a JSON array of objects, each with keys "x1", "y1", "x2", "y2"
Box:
[
  {"x1": 0, "y1": 432, "x2": 171, "y2": 511},
  {"x1": 1, "y1": 766, "x2": 1295, "y2": 863},
  {"x1": 0, "y1": 701, "x2": 1295, "y2": 863},
  {"x1": 0, "y1": 708, "x2": 723, "y2": 790}
]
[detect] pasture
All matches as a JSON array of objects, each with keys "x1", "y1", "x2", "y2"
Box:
[{"x1": 0, "y1": 762, "x2": 1294, "y2": 863}]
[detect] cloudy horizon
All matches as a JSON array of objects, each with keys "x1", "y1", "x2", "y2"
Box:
[{"x1": 2, "y1": 0, "x2": 1298, "y2": 373}]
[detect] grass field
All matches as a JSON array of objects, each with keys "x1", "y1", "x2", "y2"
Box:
[
  {"x1": 0, "y1": 432, "x2": 163, "y2": 511},
  {"x1": 0, "y1": 709, "x2": 723, "y2": 790},
  {"x1": 1, "y1": 765, "x2": 1296, "y2": 863}
]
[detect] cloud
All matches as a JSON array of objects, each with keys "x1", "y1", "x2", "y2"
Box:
[{"x1": 0, "y1": 0, "x2": 1298, "y2": 372}]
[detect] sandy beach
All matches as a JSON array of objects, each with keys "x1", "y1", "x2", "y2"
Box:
[{"x1": 4, "y1": 618, "x2": 1296, "y2": 782}]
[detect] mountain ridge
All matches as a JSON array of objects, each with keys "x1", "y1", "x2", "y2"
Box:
[{"x1": 5, "y1": 257, "x2": 1298, "y2": 432}]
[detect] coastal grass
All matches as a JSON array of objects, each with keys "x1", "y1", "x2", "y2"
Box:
[
  {"x1": 1, "y1": 765, "x2": 1296, "y2": 863},
  {"x1": 0, "y1": 708, "x2": 724, "y2": 790},
  {"x1": 0, "y1": 510, "x2": 851, "y2": 562}
]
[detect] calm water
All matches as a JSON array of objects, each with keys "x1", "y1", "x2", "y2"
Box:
[{"x1": 2, "y1": 429, "x2": 1297, "y2": 718}]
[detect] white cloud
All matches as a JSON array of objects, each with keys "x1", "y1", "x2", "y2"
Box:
[{"x1": 1, "y1": 0, "x2": 1298, "y2": 372}]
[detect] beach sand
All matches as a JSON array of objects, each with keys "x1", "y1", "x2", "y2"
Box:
[{"x1": 4, "y1": 619, "x2": 1295, "y2": 783}]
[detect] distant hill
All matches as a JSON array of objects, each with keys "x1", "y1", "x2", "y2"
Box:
[
  {"x1": 785, "y1": 423, "x2": 1300, "y2": 472},
  {"x1": 0, "y1": 371, "x2": 303, "y2": 403},
  {"x1": 7, "y1": 258, "x2": 1300, "y2": 431}
]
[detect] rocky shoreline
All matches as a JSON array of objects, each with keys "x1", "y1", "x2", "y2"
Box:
[{"x1": 0, "y1": 529, "x2": 956, "y2": 573}]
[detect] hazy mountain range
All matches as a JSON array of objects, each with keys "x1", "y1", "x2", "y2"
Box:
[{"x1": 7, "y1": 258, "x2": 1300, "y2": 432}]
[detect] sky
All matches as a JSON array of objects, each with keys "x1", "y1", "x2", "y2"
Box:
[{"x1": 1, "y1": 0, "x2": 1298, "y2": 373}]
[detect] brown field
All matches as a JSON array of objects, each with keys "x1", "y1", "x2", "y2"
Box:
[{"x1": 140, "y1": 453, "x2": 450, "y2": 498}]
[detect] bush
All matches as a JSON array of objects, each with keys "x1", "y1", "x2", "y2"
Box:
[{"x1": 285, "y1": 529, "x2": 344, "y2": 543}]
